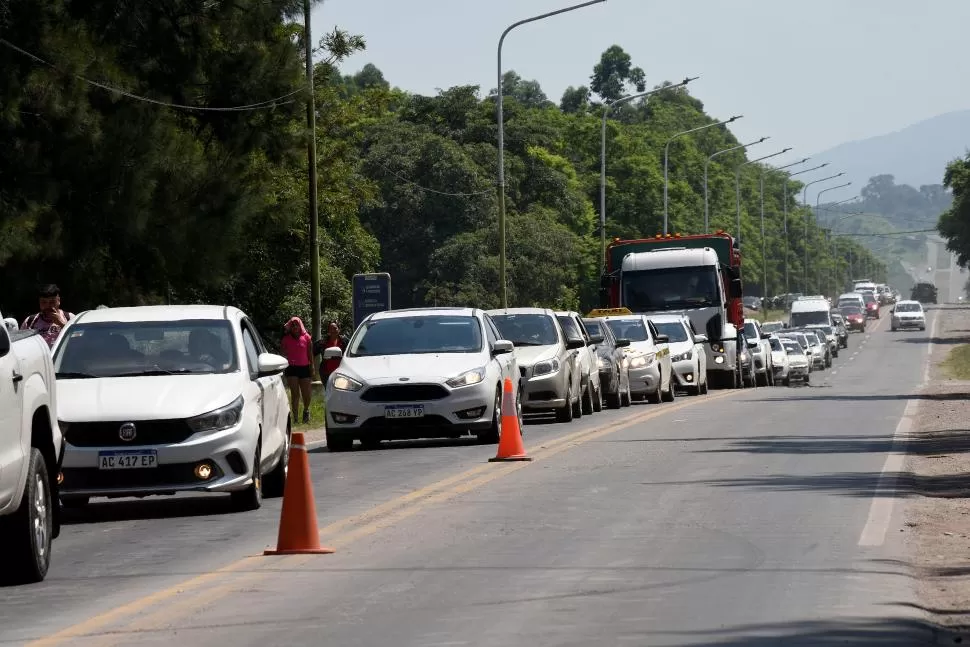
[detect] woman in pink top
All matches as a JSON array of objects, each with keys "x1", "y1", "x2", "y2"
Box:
[{"x1": 281, "y1": 316, "x2": 314, "y2": 424}]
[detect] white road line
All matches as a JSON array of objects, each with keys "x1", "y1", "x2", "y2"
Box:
[{"x1": 858, "y1": 311, "x2": 939, "y2": 546}]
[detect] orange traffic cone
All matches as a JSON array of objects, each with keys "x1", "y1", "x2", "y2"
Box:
[
  {"x1": 264, "y1": 432, "x2": 335, "y2": 555},
  {"x1": 489, "y1": 378, "x2": 532, "y2": 462}
]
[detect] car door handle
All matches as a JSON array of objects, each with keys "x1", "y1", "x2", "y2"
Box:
[{"x1": 12, "y1": 371, "x2": 23, "y2": 384}]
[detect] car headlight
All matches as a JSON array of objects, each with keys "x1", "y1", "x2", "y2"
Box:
[
  {"x1": 532, "y1": 358, "x2": 561, "y2": 377},
  {"x1": 187, "y1": 395, "x2": 244, "y2": 434},
  {"x1": 711, "y1": 343, "x2": 725, "y2": 353},
  {"x1": 671, "y1": 350, "x2": 692, "y2": 362},
  {"x1": 332, "y1": 373, "x2": 363, "y2": 392},
  {"x1": 446, "y1": 367, "x2": 486, "y2": 388},
  {"x1": 629, "y1": 352, "x2": 655, "y2": 368}
]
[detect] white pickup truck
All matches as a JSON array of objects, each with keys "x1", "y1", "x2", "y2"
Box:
[{"x1": 0, "y1": 311, "x2": 63, "y2": 583}]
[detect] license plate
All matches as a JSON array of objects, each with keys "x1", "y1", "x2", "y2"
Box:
[
  {"x1": 384, "y1": 405, "x2": 424, "y2": 419},
  {"x1": 98, "y1": 450, "x2": 157, "y2": 470}
]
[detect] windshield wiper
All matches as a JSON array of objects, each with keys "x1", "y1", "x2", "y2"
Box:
[
  {"x1": 109, "y1": 368, "x2": 199, "y2": 377},
  {"x1": 512, "y1": 341, "x2": 546, "y2": 346},
  {"x1": 55, "y1": 371, "x2": 100, "y2": 379}
]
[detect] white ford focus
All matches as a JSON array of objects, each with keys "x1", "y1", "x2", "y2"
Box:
[
  {"x1": 52, "y1": 306, "x2": 291, "y2": 511},
  {"x1": 322, "y1": 307, "x2": 521, "y2": 451}
]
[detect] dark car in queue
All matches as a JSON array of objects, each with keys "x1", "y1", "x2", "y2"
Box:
[
  {"x1": 840, "y1": 305, "x2": 866, "y2": 332},
  {"x1": 582, "y1": 318, "x2": 632, "y2": 409}
]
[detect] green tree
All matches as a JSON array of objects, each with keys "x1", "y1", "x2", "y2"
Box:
[{"x1": 939, "y1": 154, "x2": 970, "y2": 267}]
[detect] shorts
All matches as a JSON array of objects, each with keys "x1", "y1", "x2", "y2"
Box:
[{"x1": 284, "y1": 365, "x2": 312, "y2": 379}]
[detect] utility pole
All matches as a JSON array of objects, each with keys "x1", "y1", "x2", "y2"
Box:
[{"x1": 304, "y1": 0, "x2": 321, "y2": 341}]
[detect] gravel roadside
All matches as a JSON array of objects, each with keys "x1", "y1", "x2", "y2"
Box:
[{"x1": 902, "y1": 303, "x2": 970, "y2": 636}]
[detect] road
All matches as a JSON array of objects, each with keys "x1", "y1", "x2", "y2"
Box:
[{"x1": 1, "y1": 309, "x2": 938, "y2": 646}]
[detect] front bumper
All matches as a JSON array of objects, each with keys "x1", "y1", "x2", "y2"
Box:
[
  {"x1": 893, "y1": 318, "x2": 925, "y2": 329},
  {"x1": 788, "y1": 365, "x2": 809, "y2": 379},
  {"x1": 627, "y1": 363, "x2": 661, "y2": 395},
  {"x1": 60, "y1": 422, "x2": 258, "y2": 498},
  {"x1": 671, "y1": 359, "x2": 700, "y2": 387},
  {"x1": 326, "y1": 379, "x2": 498, "y2": 436},
  {"x1": 520, "y1": 367, "x2": 569, "y2": 412}
]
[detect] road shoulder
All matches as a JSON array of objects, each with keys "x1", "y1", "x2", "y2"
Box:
[{"x1": 902, "y1": 304, "x2": 970, "y2": 637}]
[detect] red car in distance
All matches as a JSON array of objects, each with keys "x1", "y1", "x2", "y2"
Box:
[
  {"x1": 863, "y1": 292, "x2": 880, "y2": 318},
  {"x1": 841, "y1": 306, "x2": 866, "y2": 332}
]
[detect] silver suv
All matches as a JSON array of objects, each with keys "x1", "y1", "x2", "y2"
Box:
[{"x1": 488, "y1": 308, "x2": 585, "y2": 423}]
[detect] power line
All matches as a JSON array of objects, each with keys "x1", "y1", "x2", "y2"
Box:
[
  {"x1": 1, "y1": 38, "x2": 301, "y2": 112},
  {"x1": 371, "y1": 159, "x2": 495, "y2": 197},
  {"x1": 831, "y1": 228, "x2": 938, "y2": 237}
]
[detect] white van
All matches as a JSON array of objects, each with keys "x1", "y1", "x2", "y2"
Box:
[
  {"x1": 790, "y1": 297, "x2": 832, "y2": 328},
  {"x1": 837, "y1": 292, "x2": 865, "y2": 310},
  {"x1": 853, "y1": 280, "x2": 876, "y2": 294}
]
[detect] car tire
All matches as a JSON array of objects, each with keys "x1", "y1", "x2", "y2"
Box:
[
  {"x1": 556, "y1": 381, "x2": 574, "y2": 423},
  {"x1": 581, "y1": 381, "x2": 594, "y2": 416},
  {"x1": 606, "y1": 376, "x2": 622, "y2": 408},
  {"x1": 0, "y1": 448, "x2": 53, "y2": 585},
  {"x1": 592, "y1": 383, "x2": 604, "y2": 413},
  {"x1": 263, "y1": 423, "x2": 291, "y2": 498},
  {"x1": 231, "y1": 443, "x2": 263, "y2": 512},
  {"x1": 647, "y1": 377, "x2": 662, "y2": 404},
  {"x1": 701, "y1": 377, "x2": 709, "y2": 395},
  {"x1": 621, "y1": 379, "x2": 632, "y2": 407},
  {"x1": 572, "y1": 381, "x2": 584, "y2": 419},
  {"x1": 477, "y1": 388, "x2": 502, "y2": 444},
  {"x1": 326, "y1": 431, "x2": 354, "y2": 452},
  {"x1": 661, "y1": 379, "x2": 675, "y2": 402}
]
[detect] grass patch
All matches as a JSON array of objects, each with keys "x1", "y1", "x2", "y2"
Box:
[
  {"x1": 285, "y1": 388, "x2": 327, "y2": 429},
  {"x1": 751, "y1": 309, "x2": 787, "y2": 323},
  {"x1": 942, "y1": 344, "x2": 970, "y2": 380}
]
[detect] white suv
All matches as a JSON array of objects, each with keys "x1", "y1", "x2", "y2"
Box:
[
  {"x1": 890, "y1": 300, "x2": 926, "y2": 331},
  {"x1": 323, "y1": 308, "x2": 521, "y2": 450}
]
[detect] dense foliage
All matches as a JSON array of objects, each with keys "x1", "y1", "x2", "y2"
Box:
[
  {"x1": 1, "y1": 4, "x2": 884, "y2": 344},
  {"x1": 939, "y1": 155, "x2": 970, "y2": 268}
]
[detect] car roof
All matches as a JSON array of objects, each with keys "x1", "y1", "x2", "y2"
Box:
[
  {"x1": 646, "y1": 313, "x2": 688, "y2": 324},
  {"x1": 72, "y1": 305, "x2": 239, "y2": 324},
  {"x1": 895, "y1": 300, "x2": 923, "y2": 306},
  {"x1": 486, "y1": 307, "x2": 554, "y2": 316},
  {"x1": 370, "y1": 307, "x2": 479, "y2": 320}
]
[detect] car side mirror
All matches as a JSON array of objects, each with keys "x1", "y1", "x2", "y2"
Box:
[
  {"x1": 323, "y1": 347, "x2": 343, "y2": 360},
  {"x1": 729, "y1": 277, "x2": 743, "y2": 299},
  {"x1": 588, "y1": 334, "x2": 604, "y2": 345},
  {"x1": 492, "y1": 339, "x2": 514, "y2": 355},
  {"x1": 0, "y1": 326, "x2": 10, "y2": 357},
  {"x1": 655, "y1": 333, "x2": 670, "y2": 344},
  {"x1": 747, "y1": 339, "x2": 759, "y2": 349},
  {"x1": 565, "y1": 337, "x2": 586, "y2": 350},
  {"x1": 257, "y1": 352, "x2": 289, "y2": 377},
  {"x1": 694, "y1": 334, "x2": 708, "y2": 343},
  {"x1": 615, "y1": 338, "x2": 631, "y2": 348}
]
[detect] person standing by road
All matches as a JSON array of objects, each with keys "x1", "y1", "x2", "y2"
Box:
[
  {"x1": 314, "y1": 320, "x2": 347, "y2": 385},
  {"x1": 281, "y1": 316, "x2": 314, "y2": 424},
  {"x1": 21, "y1": 284, "x2": 74, "y2": 349}
]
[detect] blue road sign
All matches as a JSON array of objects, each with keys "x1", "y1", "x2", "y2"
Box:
[{"x1": 352, "y1": 273, "x2": 391, "y2": 329}]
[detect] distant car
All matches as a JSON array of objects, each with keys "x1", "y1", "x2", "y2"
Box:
[
  {"x1": 743, "y1": 319, "x2": 775, "y2": 386},
  {"x1": 742, "y1": 296, "x2": 762, "y2": 311},
  {"x1": 760, "y1": 320, "x2": 786, "y2": 335},
  {"x1": 911, "y1": 282, "x2": 938, "y2": 304},
  {"x1": 54, "y1": 305, "x2": 291, "y2": 510},
  {"x1": 582, "y1": 318, "x2": 632, "y2": 408},
  {"x1": 325, "y1": 307, "x2": 523, "y2": 449},
  {"x1": 862, "y1": 292, "x2": 881, "y2": 319},
  {"x1": 840, "y1": 305, "x2": 866, "y2": 332},
  {"x1": 648, "y1": 314, "x2": 709, "y2": 395},
  {"x1": 768, "y1": 336, "x2": 790, "y2": 386},
  {"x1": 890, "y1": 300, "x2": 926, "y2": 331},
  {"x1": 781, "y1": 338, "x2": 810, "y2": 385},
  {"x1": 805, "y1": 324, "x2": 839, "y2": 359}
]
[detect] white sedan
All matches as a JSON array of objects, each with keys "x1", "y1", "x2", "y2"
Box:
[
  {"x1": 323, "y1": 308, "x2": 521, "y2": 451},
  {"x1": 647, "y1": 314, "x2": 708, "y2": 395},
  {"x1": 52, "y1": 305, "x2": 291, "y2": 511},
  {"x1": 890, "y1": 300, "x2": 926, "y2": 331}
]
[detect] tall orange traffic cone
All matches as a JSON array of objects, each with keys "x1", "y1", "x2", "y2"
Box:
[
  {"x1": 264, "y1": 432, "x2": 335, "y2": 555},
  {"x1": 489, "y1": 378, "x2": 532, "y2": 462}
]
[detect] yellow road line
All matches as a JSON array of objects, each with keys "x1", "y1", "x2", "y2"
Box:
[{"x1": 28, "y1": 391, "x2": 732, "y2": 645}]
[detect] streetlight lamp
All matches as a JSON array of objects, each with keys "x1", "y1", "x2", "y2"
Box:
[
  {"x1": 663, "y1": 115, "x2": 743, "y2": 234},
  {"x1": 496, "y1": 0, "x2": 606, "y2": 308},
  {"x1": 761, "y1": 157, "x2": 808, "y2": 302},
  {"x1": 782, "y1": 163, "x2": 828, "y2": 295},
  {"x1": 800, "y1": 174, "x2": 845, "y2": 291},
  {"x1": 703, "y1": 137, "x2": 768, "y2": 233},
  {"x1": 734, "y1": 147, "x2": 791, "y2": 244},
  {"x1": 600, "y1": 77, "x2": 697, "y2": 269}
]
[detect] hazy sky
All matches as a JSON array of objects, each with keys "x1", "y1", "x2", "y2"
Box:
[{"x1": 313, "y1": 0, "x2": 969, "y2": 174}]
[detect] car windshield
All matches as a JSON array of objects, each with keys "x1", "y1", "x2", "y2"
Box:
[
  {"x1": 863, "y1": 293, "x2": 877, "y2": 304},
  {"x1": 896, "y1": 303, "x2": 922, "y2": 313},
  {"x1": 53, "y1": 320, "x2": 238, "y2": 378},
  {"x1": 652, "y1": 321, "x2": 689, "y2": 343},
  {"x1": 348, "y1": 315, "x2": 483, "y2": 356},
  {"x1": 605, "y1": 319, "x2": 650, "y2": 342},
  {"x1": 790, "y1": 311, "x2": 829, "y2": 327},
  {"x1": 621, "y1": 266, "x2": 720, "y2": 311},
  {"x1": 761, "y1": 322, "x2": 783, "y2": 333},
  {"x1": 813, "y1": 325, "x2": 834, "y2": 335},
  {"x1": 782, "y1": 341, "x2": 803, "y2": 355},
  {"x1": 769, "y1": 338, "x2": 783, "y2": 351},
  {"x1": 490, "y1": 314, "x2": 559, "y2": 347}
]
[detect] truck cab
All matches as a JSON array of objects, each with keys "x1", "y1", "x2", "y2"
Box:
[{"x1": 0, "y1": 310, "x2": 62, "y2": 583}]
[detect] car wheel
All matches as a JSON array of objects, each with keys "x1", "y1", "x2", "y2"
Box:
[
  {"x1": 477, "y1": 388, "x2": 502, "y2": 444},
  {"x1": 0, "y1": 449, "x2": 53, "y2": 584},
  {"x1": 606, "y1": 372, "x2": 622, "y2": 408},
  {"x1": 647, "y1": 377, "x2": 662, "y2": 404},
  {"x1": 231, "y1": 443, "x2": 263, "y2": 512},
  {"x1": 326, "y1": 431, "x2": 354, "y2": 452},
  {"x1": 621, "y1": 378, "x2": 632, "y2": 407},
  {"x1": 262, "y1": 422, "x2": 291, "y2": 498},
  {"x1": 581, "y1": 381, "x2": 594, "y2": 416},
  {"x1": 556, "y1": 380, "x2": 574, "y2": 423},
  {"x1": 572, "y1": 381, "x2": 584, "y2": 419}
]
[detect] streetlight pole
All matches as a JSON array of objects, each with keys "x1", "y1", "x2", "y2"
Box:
[
  {"x1": 734, "y1": 147, "x2": 791, "y2": 245},
  {"x1": 703, "y1": 137, "x2": 768, "y2": 233},
  {"x1": 801, "y1": 174, "x2": 846, "y2": 291},
  {"x1": 783, "y1": 163, "x2": 828, "y2": 295},
  {"x1": 761, "y1": 157, "x2": 808, "y2": 301},
  {"x1": 496, "y1": 0, "x2": 606, "y2": 308},
  {"x1": 664, "y1": 115, "x2": 743, "y2": 234},
  {"x1": 600, "y1": 77, "x2": 697, "y2": 270}
]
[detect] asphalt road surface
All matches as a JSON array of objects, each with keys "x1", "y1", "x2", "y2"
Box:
[{"x1": 1, "y1": 308, "x2": 939, "y2": 646}]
